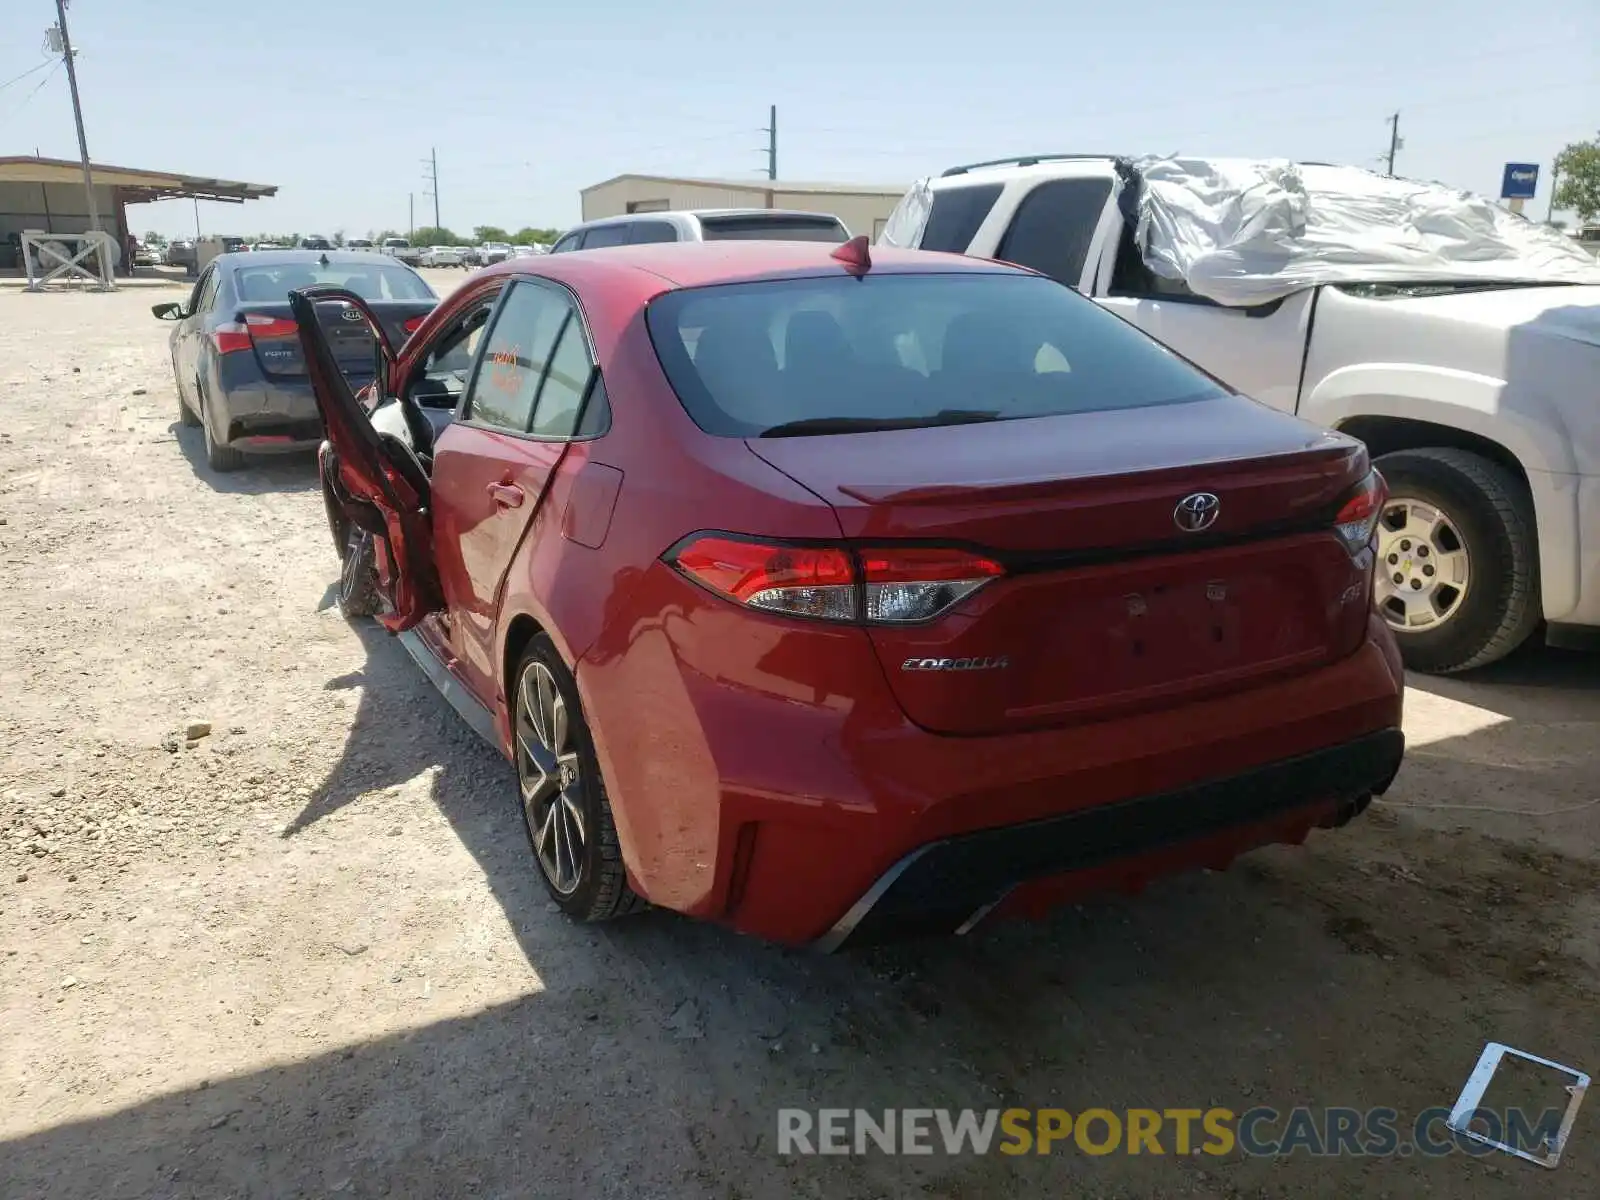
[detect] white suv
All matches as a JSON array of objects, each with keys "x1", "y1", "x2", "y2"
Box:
[
  {"x1": 549, "y1": 209, "x2": 849, "y2": 252},
  {"x1": 883, "y1": 154, "x2": 1600, "y2": 672}
]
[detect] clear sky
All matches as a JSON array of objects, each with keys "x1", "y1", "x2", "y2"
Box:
[{"x1": 3, "y1": 0, "x2": 1596, "y2": 239}]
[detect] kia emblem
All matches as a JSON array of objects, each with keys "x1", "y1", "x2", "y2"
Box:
[
  {"x1": 1174, "y1": 492, "x2": 1220, "y2": 533},
  {"x1": 340, "y1": 307, "x2": 362, "y2": 322}
]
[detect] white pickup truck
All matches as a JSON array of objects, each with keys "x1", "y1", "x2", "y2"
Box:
[
  {"x1": 378, "y1": 236, "x2": 424, "y2": 267},
  {"x1": 882, "y1": 155, "x2": 1600, "y2": 673}
]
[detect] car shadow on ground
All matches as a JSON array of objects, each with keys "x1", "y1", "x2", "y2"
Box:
[
  {"x1": 170, "y1": 420, "x2": 319, "y2": 495},
  {"x1": 32, "y1": 624, "x2": 1582, "y2": 1198}
]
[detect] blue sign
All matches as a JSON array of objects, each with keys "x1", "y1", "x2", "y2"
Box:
[{"x1": 1501, "y1": 163, "x2": 1539, "y2": 200}]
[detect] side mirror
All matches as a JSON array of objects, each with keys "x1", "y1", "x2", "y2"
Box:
[{"x1": 151, "y1": 301, "x2": 183, "y2": 321}]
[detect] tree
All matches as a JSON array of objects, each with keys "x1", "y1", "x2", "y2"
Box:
[
  {"x1": 513, "y1": 227, "x2": 560, "y2": 245},
  {"x1": 473, "y1": 225, "x2": 509, "y2": 243},
  {"x1": 1553, "y1": 135, "x2": 1600, "y2": 223},
  {"x1": 410, "y1": 225, "x2": 460, "y2": 246}
]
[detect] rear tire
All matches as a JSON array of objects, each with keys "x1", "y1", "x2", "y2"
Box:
[
  {"x1": 200, "y1": 385, "x2": 245, "y2": 472},
  {"x1": 1373, "y1": 447, "x2": 1540, "y2": 673},
  {"x1": 512, "y1": 637, "x2": 644, "y2": 923}
]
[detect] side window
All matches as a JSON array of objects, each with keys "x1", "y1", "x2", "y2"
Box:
[
  {"x1": 187, "y1": 267, "x2": 215, "y2": 315},
  {"x1": 550, "y1": 233, "x2": 580, "y2": 254},
  {"x1": 916, "y1": 183, "x2": 1003, "y2": 252},
  {"x1": 994, "y1": 178, "x2": 1114, "y2": 287},
  {"x1": 408, "y1": 288, "x2": 502, "y2": 402},
  {"x1": 581, "y1": 224, "x2": 628, "y2": 249},
  {"x1": 529, "y1": 315, "x2": 597, "y2": 438},
  {"x1": 197, "y1": 268, "x2": 222, "y2": 312},
  {"x1": 628, "y1": 221, "x2": 677, "y2": 244},
  {"x1": 462, "y1": 281, "x2": 570, "y2": 433}
]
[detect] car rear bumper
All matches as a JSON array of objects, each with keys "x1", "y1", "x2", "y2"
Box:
[
  {"x1": 580, "y1": 595, "x2": 1407, "y2": 946},
  {"x1": 817, "y1": 726, "x2": 1403, "y2": 950},
  {"x1": 212, "y1": 372, "x2": 360, "y2": 451}
]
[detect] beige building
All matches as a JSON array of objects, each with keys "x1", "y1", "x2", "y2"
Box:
[{"x1": 580, "y1": 174, "x2": 908, "y2": 241}]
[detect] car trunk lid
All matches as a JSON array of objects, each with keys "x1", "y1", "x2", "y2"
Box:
[{"x1": 746, "y1": 399, "x2": 1375, "y2": 734}]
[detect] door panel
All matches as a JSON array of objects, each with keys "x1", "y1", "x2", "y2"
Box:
[
  {"x1": 1097, "y1": 292, "x2": 1314, "y2": 413},
  {"x1": 430, "y1": 425, "x2": 566, "y2": 698},
  {"x1": 288, "y1": 286, "x2": 443, "y2": 631}
]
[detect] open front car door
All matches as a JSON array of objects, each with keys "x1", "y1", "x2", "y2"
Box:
[{"x1": 289, "y1": 285, "x2": 443, "y2": 632}]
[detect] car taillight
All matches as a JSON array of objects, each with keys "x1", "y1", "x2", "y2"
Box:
[
  {"x1": 666, "y1": 534, "x2": 1004, "y2": 624},
  {"x1": 1332, "y1": 469, "x2": 1387, "y2": 556},
  {"x1": 212, "y1": 321, "x2": 253, "y2": 354},
  {"x1": 402, "y1": 315, "x2": 427, "y2": 335},
  {"x1": 244, "y1": 312, "x2": 298, "y2": 338}
]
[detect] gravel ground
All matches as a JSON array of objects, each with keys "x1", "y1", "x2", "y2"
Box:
[{"x1": 1, "y1": 271, "x2": 1597, "y2": 1199}]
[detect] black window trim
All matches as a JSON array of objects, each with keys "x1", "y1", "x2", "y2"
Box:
[
  {"x1": 994, "y1": 176, "x2": 1114, "y2": 292},
  {"x1": 456, "y1": 273, "x2": 611, "y2": 443},
  {"x1": 396, "y1": 279, "x2": 507, "y2": 409}
]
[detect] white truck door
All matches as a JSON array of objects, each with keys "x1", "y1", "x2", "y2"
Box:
[{"x1": 1088, "y1": 213, "x2": 1314, "y2": 413}]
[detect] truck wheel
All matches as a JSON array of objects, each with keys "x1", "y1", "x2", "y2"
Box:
[{"x1": 1373, "y1": 447, "x2": 1540, "y2": 673}]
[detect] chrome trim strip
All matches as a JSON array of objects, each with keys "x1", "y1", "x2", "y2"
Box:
[
  {"x1": 954, "y1": 889, "x2": 1012, "y2": 937},
  {"x1": 812, "y1": 845, "x2": 935, "y2": 954},
  {"x1": 397, "y1": 629, "x2": 500, "y2": 752}
]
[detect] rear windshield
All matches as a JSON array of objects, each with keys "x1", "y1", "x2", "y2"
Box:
[
  {"x1": 233, "y1": 263, "x2": 434, "y2": 303},
  {"x1": 646, "y1": 271, "x2": 1226, "y2": 437},
  {"x1": 698, "y1": 215, "x2": 848, "y2": 243}
]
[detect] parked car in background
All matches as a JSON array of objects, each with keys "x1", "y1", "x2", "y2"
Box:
[
  {"x1": 299, "y1": 235, "x2": 334, "y2": 250},
  {"x1": 458, "y1": 245, "x2": 482, "y2": 267},
  {"x1": 294, "y1": 238, "x2": 1404, "y2": 948},
  {"x1": 165, "y1": 240, "x2": 197, "y2": 270},
  {"x1": 883, "y1": 154, "x2": 1600, "y2": 672},
  {"x1": 380, "y1": 237, "x2": 424, "y2": 267},
  {"x1": 509, "y1": 244, "x2": 545, "y2": 258},
  {"x1": 152, "y1": 249, "x2": 437, "y2": 472},
  {"x1": 480, "y1": 242, "x2": 513, "y2": 265},
  {"x1": 548, "y1": 209, "x2": 849, "y2": 253},
  {"x1": 251, "y1": 242, "x2": 286, "y2": 252},
  {"x1": 420, "y1": 245, "x2": 465, "y2": 268},
  {"x1": 346, "y1": 238, "x2": 374, "y2": 251}
]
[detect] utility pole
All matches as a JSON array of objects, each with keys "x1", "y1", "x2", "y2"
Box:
[
  {"x1": 422, "y1": 149, "x2": 440, "y2": 230},
  {"x1": 50, "y1": 0, "x2": 100, "y2": 234},
  {"x1": 763, "y1": 105, "x2": 778, "y2": 181},
  {"x1": 408, "y1": 193, "x2": 414, "y2": 239},
  {"x1": 1384, "y1": 112, "x2": 1402, "y2": 178},
  {"x1": 1547, "y1": 164, "x2": 1559, "y2": 225}
]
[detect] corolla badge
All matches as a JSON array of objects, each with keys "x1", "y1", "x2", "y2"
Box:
[
  {"x1": 1173, "y1": 492, "x2": 1220, "y2": 533},
  {"x1": 901, "y1": 656, "x2": 1009, "y2": 672}
]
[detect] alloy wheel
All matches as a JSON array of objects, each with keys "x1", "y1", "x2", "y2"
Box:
[
  {"x1": 516, "y1": 661, "x2": 586, "y2": 895},
  {"x1": 338, "y1": 524, "x2": 371, "y2": 608},
  {"x1": 1375, "y1": 497, "x2": 1471, "y2": 632}
]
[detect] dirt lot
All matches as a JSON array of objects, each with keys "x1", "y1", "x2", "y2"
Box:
[{"x1": 2, "y1": 271, "x2": 1597, "y2": 1199}]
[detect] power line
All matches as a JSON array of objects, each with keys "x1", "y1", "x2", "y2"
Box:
[
  {"x1": 0, "y1": 58, "x2": 54, "y2": 94},
  {"x1": 0, "y1": 58, "x2": 60, "y2": 127}
]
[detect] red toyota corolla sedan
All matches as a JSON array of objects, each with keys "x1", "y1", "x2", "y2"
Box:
[{"x1": 291, "y1": 237, "x2": 1405, "y2": 950}]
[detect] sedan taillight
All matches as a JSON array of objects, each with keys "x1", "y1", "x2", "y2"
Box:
[
  {"x1": 1332, "y1": 469, "x2": 1387, "y2": 556},
  {"x1": 666, "y1": 534, "x2": 1003, "y2": 625}
]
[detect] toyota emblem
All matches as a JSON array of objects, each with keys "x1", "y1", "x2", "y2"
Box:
[
  {"x1": 340, "y1": 307, "x2": 363, "y2": 322},
  {"x1": 1173, "y1": 492, "x2": 1220, "y2": 533}
]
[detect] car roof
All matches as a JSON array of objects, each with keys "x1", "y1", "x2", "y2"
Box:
[
  {"x1": 219, "y1": 249, "x2": 409, "y2": 267},
  {"x1": 476, "y1": 239, "x2": 1023, "y2": 290}
]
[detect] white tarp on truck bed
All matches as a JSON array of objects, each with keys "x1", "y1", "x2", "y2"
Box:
[{"x1": 1133, "y1": 156, "x2": 1600, "y2": 307}]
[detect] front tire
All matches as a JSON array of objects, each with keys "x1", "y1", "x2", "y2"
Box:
[
  {"x1": 336, "y1": 523, "x2": 382, "y2": 618},
  {"x1": 1373, "y1": 447, "x2": 1540, "y2": 673},
  {"x1": 513, "y1": 637, "x2": 642, "y2": 922}
]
